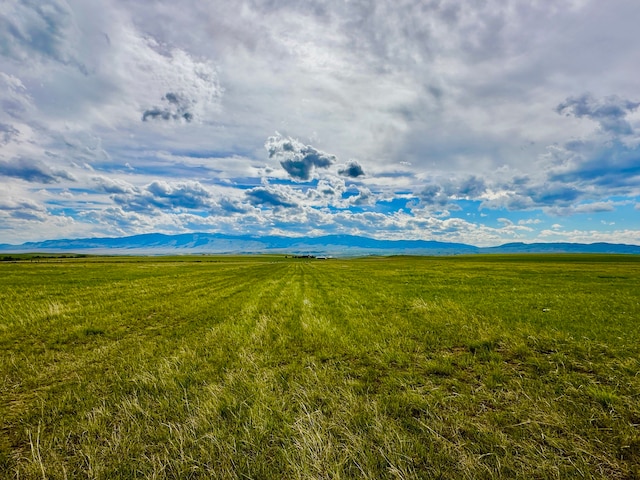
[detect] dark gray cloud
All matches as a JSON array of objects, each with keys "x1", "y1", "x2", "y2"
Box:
[
  {"x1": 8, "y1": 209, "x2": 45, "y2": 221},
  {"x1": 419, "y1": 176, "x2": 487, "y2": 206},
  {"x1": 481, "y1": 176, "x2": 585, "y2": 212},
  {"x1": 217, "y1": 197, "x2": 250, "y2": 214},
  {"x1": 245, "y1": 186, "x2": 297, "y2": 208},
  {"x1": 478, "y1": 174, "x2": 594, "y2": 212},
  {"x1": 457, "y1": 176, "x2": 486, "y2": 197},
  {"x1": 142, "y1": 92, "x2": 194, "y2": 122},
  {"x1": 556, "y1": 94, "x2": 640, "y2": 135},
  {"x1": 529, "y1": 183, "x2": 581, "y2": 206},
  {"x1": 0, "y1": 158, "x2": 75, "y2": 183},
  {"x1": 548, "y1": 139, "x2": 640, "y2": 190},
  {"x1": 338, "y1": 160, "x2": 365, "y2": 178},
  {"x1": 265, "y1": 134, "x2": 335, "y2": 181},
  {"x1": 419, "y1": 184, "x2": 448, "y2": 206}
]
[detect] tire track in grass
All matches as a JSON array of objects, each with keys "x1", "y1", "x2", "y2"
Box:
[
  {"x1": 282, "y1": 261, "x2": 430, "y2": 478},
  {"x1": 185, "y1": 260, "x2": 375, "y2": 478},
  {"x1": 128, "y1": 262, "x2": 300, "y2": 478}
]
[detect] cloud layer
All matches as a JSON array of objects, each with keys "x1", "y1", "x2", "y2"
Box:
[
  {"x1": 0, "y1": 0, "x2": 639, "y2": 246},
  {"x1": 266, "y1": 134, "x2": 336, "y2": 181}
]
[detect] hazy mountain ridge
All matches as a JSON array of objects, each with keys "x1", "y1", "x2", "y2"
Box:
[
  {"x1": 1, "y1": 233, "x2": 640, "y2": 255},
  {"x1": 482, "y1": 242, "x2": 640, "y2": 254}
]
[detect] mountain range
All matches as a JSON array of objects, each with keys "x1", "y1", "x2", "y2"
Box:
[{"x1": 1, "y1": 233, "x2": 640, "y2": 256}]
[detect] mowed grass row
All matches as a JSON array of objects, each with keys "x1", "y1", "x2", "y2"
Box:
[{"x1": 1, "y1": 255, "x2": 639, "y2": 479}]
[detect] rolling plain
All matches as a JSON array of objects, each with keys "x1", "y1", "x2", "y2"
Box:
[{"x1": 1, "y1": 254, "x2": 639, "y2": 479}]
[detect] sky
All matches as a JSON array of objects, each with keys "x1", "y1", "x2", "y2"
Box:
[{"x1": 1, "y1": 0, "x2": 639, "y2": 246}]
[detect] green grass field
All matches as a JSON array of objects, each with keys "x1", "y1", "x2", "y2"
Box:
[{"x1": 1, "y1": 254, "x2": 639, "y2": 479}]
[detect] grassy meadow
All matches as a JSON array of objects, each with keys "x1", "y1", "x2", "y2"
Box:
[{"x1": 1, "y1": 254, "x2": 639, "y2": 479}]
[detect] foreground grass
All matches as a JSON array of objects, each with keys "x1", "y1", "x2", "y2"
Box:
[{"x1": 1, "y1": 254, "x2": 639, "y2": 479}]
